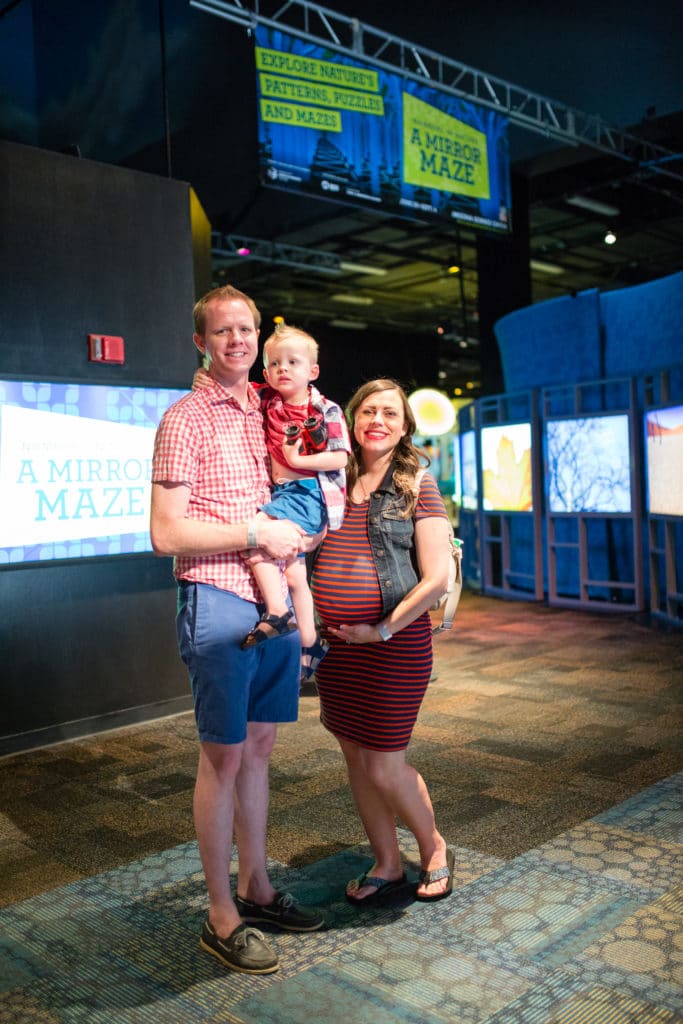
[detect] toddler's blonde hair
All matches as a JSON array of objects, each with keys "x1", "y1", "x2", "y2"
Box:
[{"x1": 263, "y1": 324, "x2": 319, "y2": 366}]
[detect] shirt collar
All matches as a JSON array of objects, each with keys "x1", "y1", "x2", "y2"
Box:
[{"x1": 206, "y1": 379, "x2": 262, "y2": 412}]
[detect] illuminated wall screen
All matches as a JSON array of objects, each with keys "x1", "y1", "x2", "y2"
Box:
[
  {"x1": 452, "y1": 435, "x2": 462, "y2": 505},
  {"x1": 546, "y1": 414, "x2": 631, "y2": 514},
  {"x1": 645, "y1": 404, "x2": 683, "y2": 517},
  {"x1": 0, "y1": 380, "x2": 187, "y2": 566},
  {"x1": 481, "y1": 422, "x2": 532, "y2": 511},
  {"x1": 460, "y1": 430, "x2": 478, "y2": 510}
]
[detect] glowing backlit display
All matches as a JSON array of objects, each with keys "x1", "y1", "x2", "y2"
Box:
[{"x1": 0, "y1": 380, "x2": 187, "y2": 565}]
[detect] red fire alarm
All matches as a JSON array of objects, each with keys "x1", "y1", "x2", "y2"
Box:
[{"x1": 88, "y1": 334, "x2": 125, "y2": 364}]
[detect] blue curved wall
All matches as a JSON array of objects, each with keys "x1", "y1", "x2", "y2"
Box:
[
  {"x1": 601, "y1": 273, "x2": 683, "y2": 380},
  {"x1": 495, "y1": 271, "x2": 683, "y2": 392}
]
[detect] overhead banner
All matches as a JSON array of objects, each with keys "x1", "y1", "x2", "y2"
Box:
[{"x1": 255, "y1": 27, "x2": 511, "y2": 232}]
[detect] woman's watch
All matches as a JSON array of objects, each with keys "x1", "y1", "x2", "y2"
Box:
[{"x1": 377, "y1": 622, "x2": 393, "y2": 642}]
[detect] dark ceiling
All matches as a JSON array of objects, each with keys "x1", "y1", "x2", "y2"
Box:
[
  {"x1": 2, "y1": 0, "x2": 681, "y2": 399},
  {"x1": 208, "y1": 106, "x2": 683, "y2": 398}
]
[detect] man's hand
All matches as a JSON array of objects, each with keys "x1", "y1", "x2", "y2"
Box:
[{"x1": 255, "y1": 518, "x2": 305, "y2": 560}]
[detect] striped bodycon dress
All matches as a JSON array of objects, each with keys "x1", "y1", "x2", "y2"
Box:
[{"x1": 311, "y1": 473, "x2": 448, "y2": 751}]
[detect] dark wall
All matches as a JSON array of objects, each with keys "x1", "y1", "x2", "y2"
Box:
[
  {"x1": 302, "y1": 322, "x2": 440, "y2": 409},
  {"x1": 476, "y1": 171, "x2": 532, "y2": 396},
  {"x1": 0, "y1": 141, "x2": 199, "y2": 756},
  {"x1": 0, "y1": 557, "x2": 188, "y2": 750},
  {"x1": 0, "y1": 140, "x2": 196, "y2": 384}
]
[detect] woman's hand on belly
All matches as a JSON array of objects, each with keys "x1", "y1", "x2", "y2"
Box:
[{"x1": 325, "y1": 622, "x2": 382, "y2": 645}]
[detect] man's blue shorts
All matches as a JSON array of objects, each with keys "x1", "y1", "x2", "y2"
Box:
[
  {"x1": 260, "y1": 477, "x2": 328, "y2": 535},
  {"x1": 176, "y1": 582, "x2": 300, "y2": 745}
]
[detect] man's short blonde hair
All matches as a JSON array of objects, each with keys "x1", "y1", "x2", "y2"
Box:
[
  {"x1": 263, "y1": 325, "x2": 319, "y2": 366},
  {"x1": 193, "y1": 284, "x2": 261, "y2": 334}
]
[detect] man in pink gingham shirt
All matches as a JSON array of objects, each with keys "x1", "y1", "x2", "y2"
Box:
[{"x1": 151, "y1": 285, "x2": 324, "y2": 975}]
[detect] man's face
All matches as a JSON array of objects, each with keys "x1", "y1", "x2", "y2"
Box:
[{"x1": 194, "y1": 298, "x2": 259, "y2": 384}]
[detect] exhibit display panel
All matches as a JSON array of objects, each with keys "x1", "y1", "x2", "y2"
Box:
[
  {"x1": 0, "y1": 142, "x2": 197, "y2": 756},
  {"x1": 460, "y1": 429, "x2": 478, "y2": 511},
  {"x1": 480, "y1": 421, "x2": 532, "y2": 512},
  {"x1": 0, "y1": 379, "x2": 187, "y2": 566},
  {"x1": 542, "y1": 379, "x2": 642, "y2": 612},
  {"x1": 643, "y1": 370, "x2": 683, "y2": 626},
  {"x1": 477, "y1": 391, "x2": 543, "y2": 600},
  {"x1": 545, "y1": 413, "x2": 632, "y2": 515},
  {"x1": 644, "y1": 403, "x2": 683, "y2": 518}
]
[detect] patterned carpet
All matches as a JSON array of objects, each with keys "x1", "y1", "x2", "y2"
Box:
[
  {"x1": 1, "y1": 779, "x2": 682, "y2": 1022},
  {"x1": 1, "y1": 593, "x2": 682, "y2": 1021}
]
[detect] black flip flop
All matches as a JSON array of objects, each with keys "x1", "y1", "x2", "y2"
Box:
[{"x1": 345, "y1": 871, "x2": 408, "y2": 907}]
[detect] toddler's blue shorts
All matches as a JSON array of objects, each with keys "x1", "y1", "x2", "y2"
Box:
[{"x1": 260, "y1": 477, "x2": 327, "y2": 535}]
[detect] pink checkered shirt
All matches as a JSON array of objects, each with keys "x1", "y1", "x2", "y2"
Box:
[{"x1": 151, "y1": 380, "x2": 279, "y2": 601}]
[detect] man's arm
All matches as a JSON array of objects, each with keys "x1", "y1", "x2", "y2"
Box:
[{"x1": 150, "y1": 481, "x2": 305, "y2": 560}]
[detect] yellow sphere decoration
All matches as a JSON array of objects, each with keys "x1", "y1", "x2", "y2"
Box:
[{"x1": 408, "y1": 388, "x2": 456, "y2": 436}]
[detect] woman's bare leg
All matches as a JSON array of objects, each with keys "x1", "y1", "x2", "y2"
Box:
[{"x1": 338, "y1": 736, "x2": 449, "y2": 899}]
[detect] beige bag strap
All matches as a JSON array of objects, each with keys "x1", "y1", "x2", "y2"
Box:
[
  {"x1": 414, "y1": 468, "x2": 463, "y2": 632},
  {"x1": 436, "y1": 537, "x2": 463, "y2": 632}
]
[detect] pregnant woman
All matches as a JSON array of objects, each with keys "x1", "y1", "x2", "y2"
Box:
[{"x1": 311, "y1": 378, "x2": 455, "y2": 905}]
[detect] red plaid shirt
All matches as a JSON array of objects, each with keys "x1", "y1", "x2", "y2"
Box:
[
  {"x1": 152, "y1": 380, "x2": 280, "y2": 600},
  {"x1": 261, "y1": 384, "x2": 350, "y2": 530}
]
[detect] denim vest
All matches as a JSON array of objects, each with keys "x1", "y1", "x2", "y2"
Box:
[{"x1": 366, "y1": 464, "x2": 418, "y2": 616}]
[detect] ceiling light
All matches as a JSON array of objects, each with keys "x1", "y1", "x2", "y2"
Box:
[
  {"x1": 339, "y1": 261, "x2": 387, "y2": 276},
  {"x1": 530, "y1": 258, "x2": 565, "y2": 275},
  {"x1": 565, "y1": 195, "x2": 621, "y2": 217},
  {"x1": 331, "y1": 293, "x2": 374, "y2": 305},
  {"x1": 604, "y1": 230, "x2": 617, "y2": 245},
  {"x1": 330, "y1": 318, "x2": 368, "y2": 330},
  {"x1": 408, "y1": 388, "x2": 456, "y2": 436}
]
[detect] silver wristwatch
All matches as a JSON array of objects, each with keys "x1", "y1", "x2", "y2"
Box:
[
  {"x1": 377, "y1": 622, "x2": 393, "y2": 642},
  {"x1": 247, "y1": 519, "x2": 259, "y2": 548}
]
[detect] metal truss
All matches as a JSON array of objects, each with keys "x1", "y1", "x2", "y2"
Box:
[
  {"x1": 211, "y1": 231, "x2": 342, "y2": 273},
  {"x1": 190, "y1": 0, "x2": 682, "y2": 185}
]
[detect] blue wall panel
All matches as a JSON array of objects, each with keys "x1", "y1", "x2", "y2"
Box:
[
  {"x1": 601, "y1": 272, "x2": 683, "y2": 380},
  {"x1": 494, "y1": 289, "x2": 602, "y2": 392},
  {"x1": 494, "y1": 272, "x2": 683, "y2": 394}
]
